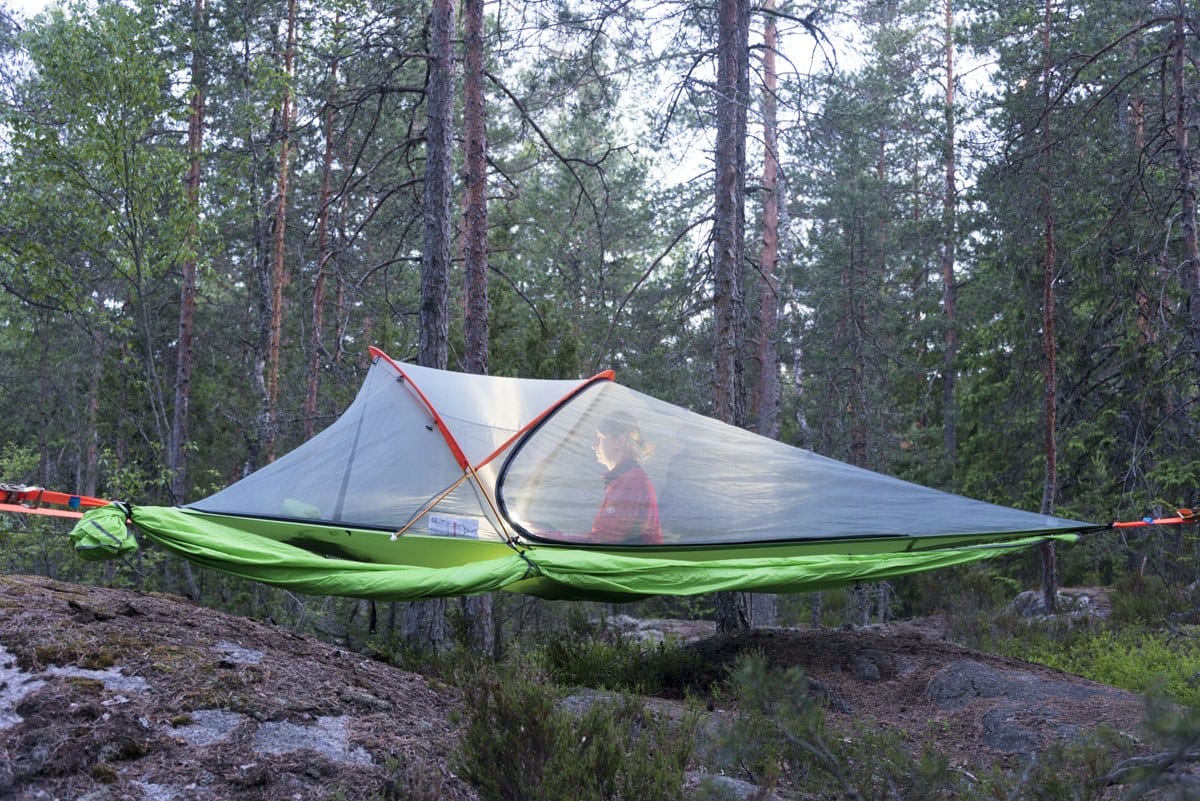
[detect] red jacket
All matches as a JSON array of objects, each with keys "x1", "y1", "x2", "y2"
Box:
[{"x1": 589, "y1": 459, "x2": 662, "y2": 545}]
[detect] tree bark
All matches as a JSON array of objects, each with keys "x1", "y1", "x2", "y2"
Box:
[
  {"x1": 265, "y1": 0, "x2": 298, "y2": 463},
  {"x1": 940, "y1": 0, "x2": 958, "y2": 473},
  {"x1": 749, "y1": 0, "x2": 781, "y2": 628},
  {"x1": 85, "y1": 329, "x2": 102, "y2": 499},
  {"x1": 1039, "y1": 0, "x2": 1058, "y2": 613},
  {"x1": 169, "y1": 0, "x2": 206, "y2": 504},
  {"x1": 712, "y1": 0, "x2": 748, "y2": 431},
  {"x1": 462, "y1": 0, "x2": 488, "y2": 379},
  {"x1": 712, "y1": 0, "x2": 752, "y2": 634},
  {"x1": 405, "y1": 0, "x2": 455, "y2": 653},
  {"x1": 417, "y1": 0, "x2": 453, "y2": 374},
  {"x1": 459, "y1": 0, "x2": 496, "y2": 657},
  {"x1": 1172, "y1": 13, "x2": 1200, "y2": 380},
  {"x1": 756, "y1": 0, "x2": 781, "y2": 442},
  {"x1": 305, "y1": 41, "x2": 339, "y2": 440}
]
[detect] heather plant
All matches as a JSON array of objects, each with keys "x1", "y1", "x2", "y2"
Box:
[
  {"x1": 707, "y1": 652, "x2": 1156, "y2": 801},
  {"x1": 996, "y1": 627, "x2": 1200, "y2": 710},
  {"x1": 538, "y1": 617, "x2": 710, "y2": 697},
  {"x1": 455, "y1": 666, "x2": 696, "y2": 801},
  {"x1": 709, "y1": 653, "x2": 970, "y2": 800}
]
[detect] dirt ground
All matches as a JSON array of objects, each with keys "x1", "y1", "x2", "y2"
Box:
[{"x1": 0, "y1": 575, "x2": 1158, "y2": 800}]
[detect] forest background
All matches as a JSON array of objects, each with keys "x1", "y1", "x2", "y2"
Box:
[{"x1": 0, "y1": 0, "x2": 1199, "y2": 646}]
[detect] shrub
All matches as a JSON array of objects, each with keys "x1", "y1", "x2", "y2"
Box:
[
  {"x1": 455, "y1": 668, "x2": 695, "y2": 801},
  {"x1": 711, "y1": 652, "x2": 972, "y2": 799},
  {"x1": 539, "y1": 621, "x2": 709, "y2": 698},
  {"x1": 1009, "y1": 627, "x2": 1200, "y2": 709},
  {"x1": 713, "y1": 653, "x2": 1145, "y2": 801},
  {"x1": 1108, "y1": 574, "x2": 1187, "y2": 625}
]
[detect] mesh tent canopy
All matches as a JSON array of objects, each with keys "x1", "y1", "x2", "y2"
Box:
[{"x1": 68, "y1": 347, "x2": 1102, "y2": 601}]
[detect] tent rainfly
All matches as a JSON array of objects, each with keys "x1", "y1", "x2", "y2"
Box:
[{"x1": 68, "y1": 347, "x2": 1101, "y2": 602}]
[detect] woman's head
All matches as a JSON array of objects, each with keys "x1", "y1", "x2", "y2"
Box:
[{"x1": 594, "y1": 413, "x2": 652, "y2": 469}]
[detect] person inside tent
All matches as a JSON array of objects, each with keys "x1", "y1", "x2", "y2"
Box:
[
  {"x1": 582, "y1": 413, "x2": 663, "y2": 545},
  {"x1": 536, "y1": 412, "x2": 663, "y2": 545}
]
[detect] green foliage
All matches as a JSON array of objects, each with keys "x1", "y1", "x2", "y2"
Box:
[
  {"x1": 713, "y1": 653, "x2": 975, "y2": 800},
  {"x1": 538, "y1": 615, "x2": 710, "y2": 698},
  {"x1": 0, "y1": 444, "x2": 39, "y2": 483},
  {"x1": 902, "y1": 564, "x2": 1022, "y2": 620},
  {"x1": 1108, "y1": 573, "x2": 1189, "y2": 626},
  {"x1": 455, "y1": 667, "x2": 695, "y2": 801},
  {"x1": 714, "y1": 652, "x2": 1152, "y2": 801},
  {"x1": 993, "y1": 626, "x2": 1200, "y2": 710}
]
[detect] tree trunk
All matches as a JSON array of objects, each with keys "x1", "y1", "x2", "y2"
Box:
[
  {"x1": 169, "y1": 0, "x2": 206, "y2": 504},
  {"x1": 1039, "y1": 0, "x2": 1058, "y2": 614},
  {"x1": 462, "y1": 0, "x2": 488, "y2": 378},
  {"x1": 417, "y1": 0, "x2": 453, "y2": 374},
  {"x1": 749, "y1": 0, "x2": 781, "y2": 628},
  {"x1": 940, "y1": 0, "x2": 958, "y2": 473},
  {"x1": 404, "y1": 0, "x2": 455, "y2": 653},
  {"x1": 712, "y1": 0, "x2": 751, "y2": 634},
  {"x1": 84, "y1": 329, "x2": 103, "y2": 499},
  {"x1": 1173, "y1": 13, "x2": 1200, "y2": 380},
  {"x1": 306, "y1": 43, "x2": 339, "y2": 440},
  {"x1": 756, "y1": 0, "x2": 781, "y2": 442},
  {"x1": 459, "y1": 0, "x2": 496, "y2": 657},
  {"x1": 265, "y1": 0, "x2": 298, "y2": 463}
]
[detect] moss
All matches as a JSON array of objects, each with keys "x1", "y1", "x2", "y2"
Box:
[
  {"x1": 90, "y1": 764, "x2": 119, "y2": 783},
  {"x1": 63, "y1": 677, "x2": 105, "y2": 693},
  {"x1": 112, "y1": 739, "x2": 150, "y2": 761},
  {"x1": 81, "y1": 650, "x2": 117, "y2": 670}
]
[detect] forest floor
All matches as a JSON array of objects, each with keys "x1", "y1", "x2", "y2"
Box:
[{"x1": 0, "y1": 575, "x2": 1162, "y2": 800}]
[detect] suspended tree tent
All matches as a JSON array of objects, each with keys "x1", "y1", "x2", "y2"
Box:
[{"x1": 66, "y1": 347, "x2": 1101, "y2": 602}]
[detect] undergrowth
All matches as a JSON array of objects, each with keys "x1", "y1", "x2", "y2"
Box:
[
  {"x1": 990, "y1": 626, "x2": 1200, "y2": 709},
  {"x1": 537, "y1": 616, "x2": 712, "y2": 697},
  {"x1": 953, "y1": 576, "x2": 1200, "y2": 709},
  {"x1": 713, "y1": 653, "x2": 1155, "y2": 801},
  {"x1": 453, "y1": 666, "x2": 697, "y2": 801}
]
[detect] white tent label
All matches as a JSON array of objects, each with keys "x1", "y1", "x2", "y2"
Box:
[{"x1": 427, "y1": 514, "x2": 480, "y2": 539}]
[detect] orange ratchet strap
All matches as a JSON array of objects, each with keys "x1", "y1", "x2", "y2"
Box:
[
  {"x1": 0, "y1": 483, "x2": 110, "y2": 519},
  {"x1": 1113, "y1": 508, "x2": 1198, "y2": 528}
]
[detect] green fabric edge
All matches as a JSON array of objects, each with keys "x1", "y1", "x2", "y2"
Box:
[
  {"x1": 68, "y1": 505, "x2": 1079, "y2": 602},
  {"x1": 527, "y1": 534, "x2": 1080, "y2": 597}
]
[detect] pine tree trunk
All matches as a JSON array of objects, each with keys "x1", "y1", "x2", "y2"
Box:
[
  {"x1": 170, "y1": 0, "x2": 206, "y2": 504},
  {"x1": 405, "y1": 0, "x2": 456, "y2": 653},
  {"x1": 265, "y1": 0, "x2": 297, "y2": 463},
  {"x1": 712, "y1": 0, "x2": 751, "y2": 634},
  {"x1": 748, "y1": 0, "x2": 781, "y2": 628},
  {"x1": 940, "y1": 0, "x2": 958, "y2": 472},
  {"x1": 1039, "y1": 0, "x2": 1058, "y2": 614},
  {"x1": 85, "y1": 329, "x2": 102, "y2": 499},
  {"x1": 462, "y1": 0, "x2": 488, "y2": 378},
  {"x1": 1173, "y1": 14, "x2": 1200, "y2": 380},
  {"x1": 459, "y1": 0, "x2": 495, "y2": 657},
  {"x1": 306, "y1": 45, "x2": 339, "y2": 440}
]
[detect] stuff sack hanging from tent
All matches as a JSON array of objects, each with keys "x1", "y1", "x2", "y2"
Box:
[{"x1": 63, "y1": 347, "x2": 1103, "y2": 601}]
